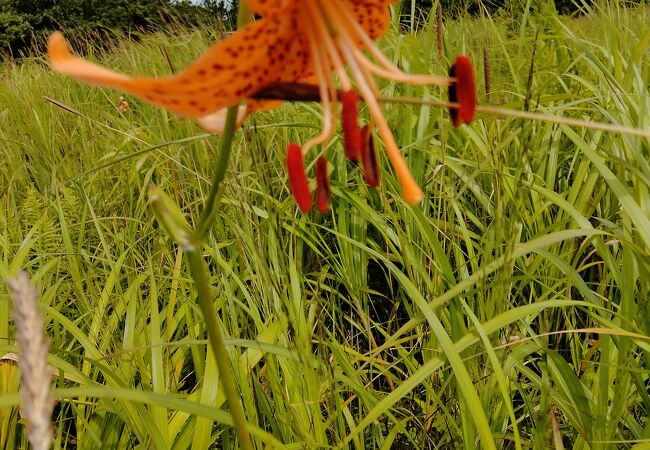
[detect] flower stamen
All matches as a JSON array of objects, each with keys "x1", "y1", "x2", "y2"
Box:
[
  {"x1": 287, "y1": 143, "x2": 312, "y2": 213},
  {"x1": 360, "y1": 125, "x2": 380, "y2": 187},
  {"x1": 327, "y1": 1, "x2": 452, "y2": 86},
  {"x1": 354, "y1": 48, "x2": 452, "y2": 86},
  {"x1": 302, "y1": 10, "x2": 337, "y2": 155},
  {"x1": 448, "y1": 55, "x2": 477, "y2": 126},
  {"x1": 336, "y1": 36, "x2": 423, "y2": 204},
  {"x1": 342, "y1": 90, "x2": 362, "y2": 161},
  {"x1": 315, "y1": 156, "x2": 331, "y2": 212},
  {"x1": 305, "y1": 1, "x2": 352, "y2": 92}
]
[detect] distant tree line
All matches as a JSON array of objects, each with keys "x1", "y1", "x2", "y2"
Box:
[
  {"x1": 1, "y1": 0, "x2": 603, "y2": 55},
  {"x1": 401, "y1": 0, "x2": 599, "y2": 19},
  {"x1": 0, "y1": 0, "x2": 237, "y2": 54}
]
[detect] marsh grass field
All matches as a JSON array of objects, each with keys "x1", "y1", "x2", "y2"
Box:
[{"x1": 1, "y1": 2, "x2": 650, "y2": 448}]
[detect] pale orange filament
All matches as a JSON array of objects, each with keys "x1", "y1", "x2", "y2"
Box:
[
  {"x1": 353, "y1": 48, "x2": 451, "y2": 86},
  {"x1": 306, "y1": 1, "x2": 352, "y2": 92},
  {"x1": 327, "y1": 0, "x2": 452, "y2": 86},
  {"x1": 302, "y1": 7, "x2": 337, "y2": 155}
]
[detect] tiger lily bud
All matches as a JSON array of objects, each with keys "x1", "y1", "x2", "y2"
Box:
[{"x1": 149, "y1": 185, "x2": 194, "y2": 250}]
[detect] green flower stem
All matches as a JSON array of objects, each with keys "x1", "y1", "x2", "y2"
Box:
[
  {"x1": 185, "y1": 248, "x2": 253, "y2": 450},
  {"x1": 195, "y1": 106, "x2": 238, "y2": 239},
  {"x1": 186, "y1": 104, "x2": 253, "y2": 450},
  {"x1": 185, "y1": 5, "x2": 255, "y2": 448}
]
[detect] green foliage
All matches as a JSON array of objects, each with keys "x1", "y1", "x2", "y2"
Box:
[
  {"x1": 0, "y1": 0, "x2": 235, "y2": 54},
  {"x1": 0, "y1": 9, "x2": 31, "y2": 48},
  {"x1": 1, "y1": 3, "x2": 650, "y2": 449},
  {"x1": 402, "y1": 0, "x2": 621, "y2": 21},
  {"x1": 1, "y1": 0, "x2": 618, "y2": 56}
]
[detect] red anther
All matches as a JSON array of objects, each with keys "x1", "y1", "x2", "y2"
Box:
[
  {"x1": 360, "y1": 125, "x2": 380, "y2": 188},
  {"x1": 342, "y1": 90, "x2": 362, "y2": 162},
  {"x1": 315, "y1": 156, "x2": 331, "y2": 213},
  {"x1": 448, "y1": 55, "x2": 477, "y2": 127},
  {"x1": 286, "y1": 143, "x2": 312, "y2": 213}
]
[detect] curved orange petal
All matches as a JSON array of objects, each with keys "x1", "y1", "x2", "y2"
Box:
[
  {"x1": 244, "y1": 0, "x2": 296, "y2": 16},
  {"x1": 48, "y1": 15, "x2": 309, "y2": 118},
  {"x1": 197, "y1": 105, "x2": 249, "y2": 134},
  {"x1": 340, "y1": 0, "x2": 394, "y2": 41}
]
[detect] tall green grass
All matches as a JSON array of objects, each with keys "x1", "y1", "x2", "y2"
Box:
[{"x1": 1, "y1": 3, "x2": 649, "y2": 449}]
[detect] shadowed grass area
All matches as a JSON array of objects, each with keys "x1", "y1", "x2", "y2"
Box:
[{"x1": 1, "y1": 3, "x2": 649, "y2": 448}]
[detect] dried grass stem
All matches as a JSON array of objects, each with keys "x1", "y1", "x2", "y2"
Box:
[{"x1": 7, "y1": 271, "x2": 55, "y2": 450}]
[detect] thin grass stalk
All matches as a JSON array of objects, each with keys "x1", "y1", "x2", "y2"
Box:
[
  {"x1": 436, "y1": 1, "x2": 444, "y2": 60},
  {"x1": 195, "y1": 107, "x2": 239, "y2": 239},
  {"x1": 483, "y1": 46, "x2": 491, "y2": 99},
  {"x1": 524, "y1": 30, "x2": 539, "y2": 112}
]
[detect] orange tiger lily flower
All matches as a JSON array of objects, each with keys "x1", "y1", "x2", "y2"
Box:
[{"x1": 48, "y1": 0, "x2": 462, "y2": 205}]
